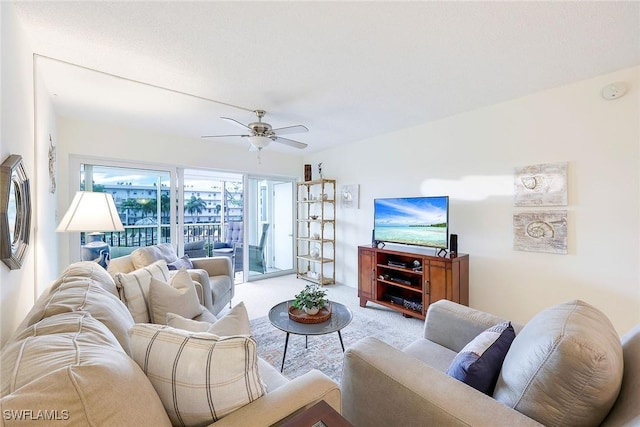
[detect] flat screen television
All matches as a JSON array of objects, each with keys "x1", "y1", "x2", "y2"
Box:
[{"x1": 374, "y1": 196, "x2": 449, "y2": 249}]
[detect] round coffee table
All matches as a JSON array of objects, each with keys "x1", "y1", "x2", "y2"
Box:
[{"x1": 268, "y1": 300, "x2": 353, "y2": 372}]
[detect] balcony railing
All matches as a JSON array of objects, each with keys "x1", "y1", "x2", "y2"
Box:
[{"x1": 98, "y1": 223, "x2": 226, "y2": 258}]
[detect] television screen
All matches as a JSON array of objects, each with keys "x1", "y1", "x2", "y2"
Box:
[{"x1": 374, "y1": 196, "x2": 449, "y2": 249}]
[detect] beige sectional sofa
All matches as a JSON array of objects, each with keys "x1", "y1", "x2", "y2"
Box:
[
  {"x1": 1, "y1": 262, "x2": 341, "y2": 426},
  {"x1": 342, "y1": 299, "x2": 639, "y2": 427}
]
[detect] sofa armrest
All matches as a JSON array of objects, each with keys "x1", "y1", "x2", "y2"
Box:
[
  {"x1": 342, "y1": 337, "x2": 543, "y2": 427},
  {"x1": 212, "y1": 370, "x2": 341, "y2": 427},
  {"x1": 423, "y1": 299, "x2": 511, "y2": 352},
  {"x1": 191, "y1": 256, "x2": 233, "y2": 278}
]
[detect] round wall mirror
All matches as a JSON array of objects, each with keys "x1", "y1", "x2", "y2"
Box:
[{"x1": 1, "y1": 155, "x2": 31, "y2": 270}]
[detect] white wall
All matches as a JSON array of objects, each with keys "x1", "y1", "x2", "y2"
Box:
[
  {"x1": 304, "y1": 66, "x2": 640, "y2": 335},
  {"x1": 34, "y1": 66, "x2": 59, "y2": 297},
  {"x1": 55, "y1": 117, "x2": 304, "y2": 269},
  {"x1": 1, "y1": 3, "x2": 36, "y2": 346}
]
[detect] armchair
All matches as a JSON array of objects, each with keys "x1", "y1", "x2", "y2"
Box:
[
  {"x1": 107, "y1": 243, "x2": 234, "y2": 315},
  {"x1": 249, "y1": 223, "x2": 270, "y2": 273},
  {"x1": 213, "y1": 221, "x2": 243, "y2": 273},
  {"x1": 342, "y1": 299, "x2": 639, "y2": 427}
]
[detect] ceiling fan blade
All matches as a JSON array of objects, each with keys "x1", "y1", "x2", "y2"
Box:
[
  {"x1": 221, "y1": 117, "x2": 252, "y2": 130},
  {"x1": 271, "y1": 124, "x2": 309, "y2": 136},
  {"x1": 273, "y1": 136, "x2": 308, "y2": 149},
  {"x1": 201, "y1": 134, "x2": 250, "y2": 138}
]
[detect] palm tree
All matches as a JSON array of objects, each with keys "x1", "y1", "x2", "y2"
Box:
[
  {"x1": 160, "y1": 193, "x2": 171, "y2": 223},
  {"x1": 121, "y1": 198, "x2": 140, "y2": 225},
  {"x1": 185, "y1": 195, "x2": 206, "y2": 223},
  {"x1": 140, "y1": 199, "x2": 156, "y2": 218}
]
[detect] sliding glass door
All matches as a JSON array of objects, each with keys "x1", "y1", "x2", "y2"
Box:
[
  {"x1": 77, "y1": 162, "x2": 174, "y2": 259},
  {"x1": 246, "y1": 175, "x2": 295, "y2": 280},
  {"x1": 181, "y1": 169, "x2": 243, "y2": 281},
  {"x1": 71, "y1": 158, "x2": 295, "y2": 283}
]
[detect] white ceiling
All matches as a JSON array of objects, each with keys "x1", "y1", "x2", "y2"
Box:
[{"x1": 14, "y1": 1, "x2": 640, "y2": 154}]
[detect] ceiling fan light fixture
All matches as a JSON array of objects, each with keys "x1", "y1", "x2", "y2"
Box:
[{"x1": 247, "y1": 135, "x2": 271, "y2": 148}]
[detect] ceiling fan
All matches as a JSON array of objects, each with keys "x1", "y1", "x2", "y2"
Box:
[{"x1": 201, "y1": 109, "x2": 309, "y2": 151}]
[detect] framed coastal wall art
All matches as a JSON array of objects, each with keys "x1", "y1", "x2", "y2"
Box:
[
  {"x1": 514, "y1": 162, "x2": 567, "y2": 207},
  {"x1": 340, "y1": 184, "x2": 359, "y2": 209},
  {"x1": 513, "y1": 210, "x2": 568, "y2": 254}
]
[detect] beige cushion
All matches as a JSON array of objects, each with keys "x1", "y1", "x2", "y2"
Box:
[
  {"x1": 129, "y1": 323, "x2": 266, "y2": 425},
  {"x1": 39, "y1": 275, "x2": 134, "y2": 355},
  {"x1": 131, "y1": 243, "x2": 178, "y2": 269},
  {"x1": 193, "y1": 306, "x2": 218, "y2": 323},
  {"x1": 114, "y1": 260, "x2": 170, "y2": 323},
  {"x1": 494, "y1": 300, "x2": 623, "y2": 427},
  {"x1": 10, "y1": 261, "x2": 135, "y2": 355},
  {"x1": 166, "y1": 302, "x2": 250, "y2": 336},
  {"x1": 148, "y1": 268, "x2": 202, "y2": 324},
  {"x1": 0, "y1": 311, "x2": 171, "y2": 426}
]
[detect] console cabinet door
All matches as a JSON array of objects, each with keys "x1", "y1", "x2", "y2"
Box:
[
  {"x1": 358, "y1": 247, "x2": 375, "y2": 307},
  {"x1": 428, "y1": 260, "x2": 447, "y2": 304}
]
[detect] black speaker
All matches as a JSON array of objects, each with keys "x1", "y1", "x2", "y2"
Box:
[
  {"x1": 449, "y1": 234, "x2": 458, "y2": 254},
  {"x1": 372, "y1": 230, "x2": 377, "y2": 247}
]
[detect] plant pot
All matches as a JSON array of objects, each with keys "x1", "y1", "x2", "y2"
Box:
[{"x1": 303, "y1": 306, "x2": 320, "y2": 315}]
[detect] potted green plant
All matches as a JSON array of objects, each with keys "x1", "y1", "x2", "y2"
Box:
[{"x1": 292, "y1": 284, "x2": 328, "y2": 315}]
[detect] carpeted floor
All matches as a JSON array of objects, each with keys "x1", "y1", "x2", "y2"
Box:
[{"x1": 250, "y1": 310, "x2": 417, "y2": 384}]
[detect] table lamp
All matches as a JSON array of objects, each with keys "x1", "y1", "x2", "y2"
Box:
[{"x1": 56, "y1": 191, "x2": 125, "y2": 268}]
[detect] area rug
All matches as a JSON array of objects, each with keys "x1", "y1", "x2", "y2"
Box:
[{"x1": 249, "y1": 312, "x2": 418, "y2": 384}]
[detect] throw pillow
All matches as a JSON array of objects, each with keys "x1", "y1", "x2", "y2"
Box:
[
  {"x1": 166, "y1": 302, "x2": 250, "y2": 336},
  {"x1": 148, "y1": 268, "x2": 202, "y2": 324},
  {"x1": 130, "y1": 243, "x2": 178, "y2": 270},
  {"x1": 114, "y1": 260, "x2": 170, "y2": 323},
  {"x1": 167, "y1": 255, "x2": 194, "y2": 271},
  {"x1": 493, "y1": 300, "x2": 623, "y2": 427},
  {"x1": 446, "y1": 321, "x2": 515, "y2": 395},
  {"x1": 128, "y1": 324, "x2": 266, "y2": 425}
]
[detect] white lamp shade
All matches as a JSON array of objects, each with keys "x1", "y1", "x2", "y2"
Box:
[
  {"x1": 247, "y1": 135, "x2": 271, "y2": 149},
  {"x1": 56, "y1": 191, "x2": 125, "y2": 232}
]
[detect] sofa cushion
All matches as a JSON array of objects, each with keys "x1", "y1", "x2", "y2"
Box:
[
  {"x1": 38, "y1": 273, "x2": 135, "y2": 355},
  {"x1": 167, "y1": 302, "x2": 250, "y2": 336},
  {"x1": 9, "y1": 261, "x2": 135, "y2": 355},
  {"x1": 446, "y1": 321, "x2": 515, "y2": 395},
  {"x1": 129, "y1": 323, "x2": 266, "y2": 425},
  {"x1": 0, "y1": 311, "x2": 171, "y2": 426},
  {"x1": 166, "y1": 311, "x2": 213, "y2": 332},
  {"x1": 402, "y1": 338, "x2": 458, "y2": 372},
  {"x1": 148, "y1": 268, "x2": 202, "y2": 324},
  {"x1": 130, "y1": 243, "x2": 178, "y2": 269},
  {"x1": 167, "y1": 255, "x2": 194, "y2": 270},
  {"x1": 192, "y1": 307, "x2": 218, "y2": 323},
  {"x1": 114, "y1": 260, "x2": 170, "y2": 323},
  {"x1": 494, "y1": 300, "x2": 623, "y2": 427}
]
